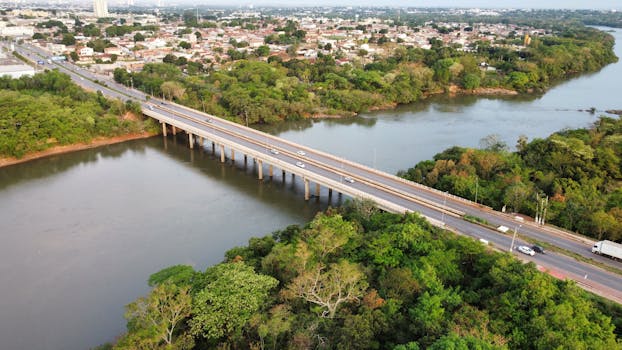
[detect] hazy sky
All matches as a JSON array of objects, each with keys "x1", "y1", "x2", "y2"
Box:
[{"x1": 156, "y1": 0, "x2": 621, "y2": 10}]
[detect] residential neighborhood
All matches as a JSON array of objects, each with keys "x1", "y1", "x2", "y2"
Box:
[{"x1": 1, "y1": 5, "x2": 546, "y2": 76}]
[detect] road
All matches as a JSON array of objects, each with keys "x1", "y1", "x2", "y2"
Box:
[{"x1": 13, "y1": 42, "x2": 622, "y2": 302}]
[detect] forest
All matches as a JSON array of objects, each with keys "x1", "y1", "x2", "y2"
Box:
[
  {"x1": 398, "y1": 115, "x2": 622, "y2": 242},
  {"x1": 0, "y1": 70, "x2": 157, "y2": 158},
  {"x1": 107, "y1": 203, "x2": 622, "y2": 350},
  {"x1": 113, "y1": 25, "x2": 616, "y2": 125}
]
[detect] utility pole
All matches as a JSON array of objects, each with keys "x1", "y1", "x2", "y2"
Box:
[
  {"x1": 474, "y1": 176, "x2": 479, "y2": 204},
  {"x1": 509, "y1": 224, "x2": 522, "y2": 252}
]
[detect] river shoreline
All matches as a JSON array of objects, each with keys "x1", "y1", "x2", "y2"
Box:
[{"x1": 0, "y1": 131, "x2": 157, "y2": 168}]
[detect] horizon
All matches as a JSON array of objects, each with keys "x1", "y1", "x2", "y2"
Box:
[
  {"x1": 143, "y1": 0, "x2": 619, "y2": 11},
  {"x1": 21, "y1": 0, "x2": 622, "y2": 11}
]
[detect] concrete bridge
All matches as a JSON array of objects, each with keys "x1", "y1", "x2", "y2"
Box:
[{"x1": 15, "y1": 42, "x2": 622, "y2": 302}]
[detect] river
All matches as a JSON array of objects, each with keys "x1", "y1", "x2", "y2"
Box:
[{"x1": 0, "y1": 27, "x2": 620, "y2": 350}]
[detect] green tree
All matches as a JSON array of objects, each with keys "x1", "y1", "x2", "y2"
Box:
[
  {"x1": 61, "y1": 33, "x2": 76, "y2": 46},
  {"x1": 117, "y1": 283, "x2": 193, "y2": 349},
  {"x1": 190, "y1": 262, "x2": 278, "y2": 342},
  {"x1": 462, "y1": 73, "x2": 481, "y2": 90},
  {"x1": 134, "y1": 32, "x2": 145, "y2": 42},
  {"x1": 256, "y1": 45, "x2": 270, "y2": 57}
]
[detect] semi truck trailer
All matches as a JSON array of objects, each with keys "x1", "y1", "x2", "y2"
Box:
[{"x1": 592, "y1": 240, "x2": 622, "y2": 260}]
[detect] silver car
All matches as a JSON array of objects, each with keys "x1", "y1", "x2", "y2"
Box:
[{"x1": 517, "y1": 245, "x2": 535, "y2": 256}]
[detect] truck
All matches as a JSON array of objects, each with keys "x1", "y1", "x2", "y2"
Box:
[{"x1": 592, "y1": 240, "x2": 622, "y2": 260}]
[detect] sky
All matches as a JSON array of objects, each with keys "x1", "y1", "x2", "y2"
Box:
[{"x1": 150, "y1": 0, "x2": 621, "y2": 10}]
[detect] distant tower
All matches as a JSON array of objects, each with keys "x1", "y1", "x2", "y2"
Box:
[{"x1": 93, "y1": 0, "x2": 108, "y2": 18}]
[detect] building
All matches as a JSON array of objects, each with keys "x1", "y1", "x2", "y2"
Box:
[{"x1": 94, "y1": 0, "x2": 109, "y2": 18}]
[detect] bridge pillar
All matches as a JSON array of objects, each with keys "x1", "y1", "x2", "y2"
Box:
[
  {"x1": 161, "y1": 122, "x2": 167, "y2": 137},
  {"x1": 244, "y1": 155, "x2": 247, "y2": 164},
  {"x1": 257, "y1": 160, "x2": 263, "y2": 180},
  {"x1": 282, "y1": 170, "x2": 285, "y2": 178},
  {"x1": 269, "y1": 165, "x2": 273, "y2": 178},
  {"x1": 172, "y1": 126, "x2": 177, "y2": 136},
  {"x1": 304, "y1": 178, "x2": 310, "y2": 201},
  {"x1": 230, "y1": 149, "x2": 235, "y2": 162},
  {"x1": 315, "y1": 183, "x2": 320, "y2": 197},
  {"x1": 328, "y1": 188, "x2": 333, "y2": 198},
  {"x1": 188, "y1": 133, "x2": 194, "y2": 149},
  {"x1": 212, "y1": 142, "x2": 215, "y2": 154},
  {"x1": 220, "y1": 145, "x2": 225, "y2": 163}
]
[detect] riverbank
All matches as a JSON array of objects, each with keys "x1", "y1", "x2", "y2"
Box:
[{"x1": 0, "y1": 131, "x2": 157, "y2": 168}]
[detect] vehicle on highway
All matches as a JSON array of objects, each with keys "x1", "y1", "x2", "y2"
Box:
[
  {"x1": 517, "y1": 246, "x2": 535, "y2": 256},
  {"x1": 295, "y1": 161, "x2": 305, "y2": 168},
  {"x1": 205, "y1": 118, "x2": 212, "y2": 123},
  {"x1": 496, "y1": 225, "x2": 509, "y2": 233},
  {"x1": 297, "y1": 150, "x2": 306, "y2": 156},
  {"x1": 148, "y1": 105, "x2": 153, "y2": 111},
  {"x1": 344, "y1": 176, "x2": 355, "y2": 183},
  {"x1": 270, "y1": 149, "x2": 280, "y2": 155},
  {"x1": 160, "y1": 101, "x2": 166, "y2": 105},
  {"x1": 532, "y1": 245, "x2": 545, "y2": 254},
  {"x1": 592, "y1": 240, "x2": 622, "y2": 260},
  {"x1": 479, "y1": 238, "x2": 489, "y2": 245}
]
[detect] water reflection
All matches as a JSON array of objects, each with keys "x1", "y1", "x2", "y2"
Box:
[{"x1": 0, "y1": 142, "x2": 148, "y2": 191}]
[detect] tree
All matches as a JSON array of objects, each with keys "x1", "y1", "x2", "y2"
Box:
[
  {"x1": 256, "y1": 45, "x2": 270, "y2": 57},
  {"x1": 286, "y1": 259, "x2": 368, "y2": 318},
  {"x1": 83, "y1": 23, "x2": 101, "y2": 37},
  {"x1": 190, "y1": 262, "x2": 278, "y2": 342},
  {"x1": 179, "y1": 41, "x2": 191, "y2": 50},
  {"x1": 592, "y1": 210, "x2": 617, "y2": 240},
  {"x1": 134, "y1": 32, "x2": 145, "y2": 42},
  {"x1": 161, "y1": 81, "x2": 185, "y2": 101},
  {"x1": 504, "y1": 182, "x2": 531, "y2": 213},
  {"x1": 462, "y1": 73, "x2": 481, "y2": 90},
  {"x1": 119, "y1": 283, "x2": 192, "y2": 348},
  {"x1": 61, "y1": 33, "x2": 76, "y2": 46}
]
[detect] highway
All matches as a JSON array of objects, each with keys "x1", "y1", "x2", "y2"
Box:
[{"x1": 14, "y1": 42, "x2": 622, "y2": 302}]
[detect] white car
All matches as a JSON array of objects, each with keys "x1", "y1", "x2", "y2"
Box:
[
  {"x1": 517, "y1": 245, "x2": 535, "y2": 256},
  {"x1": 205, "y1": 118, "x2": 213, "y2": 123},
  {"x1": 297, "y1": 150, "x2": 306, "y2": 156},
  {"x1": 270, "y1": 149, "x2": 280, "y2": 155},
  {"x1": 496, "y1": 225, "x2": 509, "y2": 233},
  {"x1": 295, "y1": 161, "x2": 305, "y2": 168},
  {"x1": 344, "y1": 176, "x2": 355, "y2": 183}
]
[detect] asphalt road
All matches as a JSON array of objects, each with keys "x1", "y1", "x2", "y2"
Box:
[{"x1": 14, "y1": 43, "x2": 622, "y2": 300}]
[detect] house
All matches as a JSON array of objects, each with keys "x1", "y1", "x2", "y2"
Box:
[{"x1": 78, "y1": 47, "x2": 94, "y2": 57}]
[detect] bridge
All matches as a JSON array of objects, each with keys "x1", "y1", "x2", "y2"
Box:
[{"x1": 14, "y1": 42, "x2": 622, "y2": 303}]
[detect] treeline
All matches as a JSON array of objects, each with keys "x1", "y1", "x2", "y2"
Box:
[
  {"x1": 113, "y1": 26, "x2": 616, "y2": 125},
  {"x1": 0, "y1": 70, "x2": 156, "y2": 159},
  {"x1": 398, "y1": 115, "x2": 622, "y2": 241},
  {"x1": 108, "y1": 204, "x2": 622, "y2": 349},
  {"x1": 396, "y1": 9, "x2": 622, "y2": 30}
]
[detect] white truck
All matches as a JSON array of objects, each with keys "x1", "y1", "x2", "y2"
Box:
[{"x1": 592, "y1": 240, "x2": 622, "y2": 260}]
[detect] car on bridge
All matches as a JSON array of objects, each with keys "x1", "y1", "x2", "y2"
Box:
[
  {"x1": 205, "y1": 118, "x2": 212, "y2": 123},
  {"x1": 517, "y1": 245, "x2": 535, "y2": 256},
  {"x1": 296, "y1": 161, "x2": 305, "y2": 168},
  {"x1": 270, "y1": 149, "x2": 280, "y2": 155},
  {"x1": 344, "y1": 176, "x2": 355, "y2": 183},
  {"x1": 297, "y1": 150, "x2": 306, "y2": 156},
  {"x1": 532, "y1": 245, "x2": 545, "y2": 254}
]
